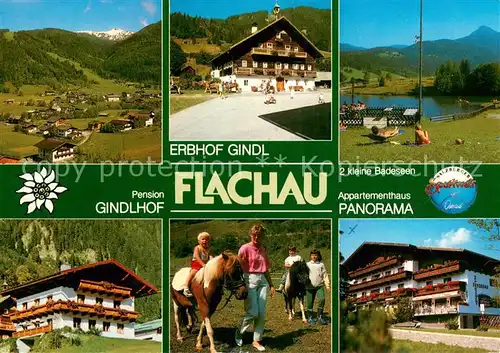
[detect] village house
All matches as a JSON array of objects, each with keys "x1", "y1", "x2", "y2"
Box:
[
  {"x1": 53, "y1": 124, "x2": 75, "y2": 138},
  {"x1": 88, "y1": 121, "x2": 104, "y2": 131},
  {"x1": 134, "y1": 319, "x2": 162, "y2": 342},
  {"x1": 34, "y1": 139, "x2": 77, "y2": 162},
  {"x1": 38, "y1": 124, "x2": 51, "y2": 136},
  {"x1": 4, "y1": 99, "x2": 14, "y2": 105},
  {"x1": 0, "y1": 156, "x2": 20, "y2": 164},
  {"x1": 0, "y1": 296, "x2": 16, "y2": 339},
  {"x1": 180, "y1": 66, "x2": 196, "y2": 76},
  {"x1": 7, "y1": 116, "x2": 21, "y2": 124},
  {"x1": 21, "y1": 124, "x2": 38, "y2": 134},
  {"x1": 128, "y1": 111, "x2": 154, "y2": 128},
  {"x1": 210, "y1": 2, "x2": 323, "y2": 92},
  {"x1": 109, "y1": 120, "x2": 132, "y2": 131},
  {"x1": 344, "y1": 242, "x2": 500, "y2": 329},
  {"x1": 0, "y1": 259, "x2": 158, "y2": 340},
  {"x1": 47, "y1": 117, "x2": 66, "y2": 126},
  {"x1": 44, "y1": 91, "x2": 56, "y2": 96},
  {"x1": 106, "y1": 94, "x2": 121, "y2": 102}
]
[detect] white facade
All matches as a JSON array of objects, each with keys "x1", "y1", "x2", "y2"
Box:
[
  {"x1": 13, "y1": 286, "x2": 136, "y2": 339},
  {"x1": 38, "y1": 147, "x2": 75, "y2": 162},
  {"x1": 218, "y1": 74, "x2": 316, "y2": 93},
  {"x1": 135, "y1": 329, "x2": 162, "y2": 342}
]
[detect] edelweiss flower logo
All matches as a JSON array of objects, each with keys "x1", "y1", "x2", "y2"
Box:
[{"x1": 17, "y1": 167, "x2": 67, "y2": 214}]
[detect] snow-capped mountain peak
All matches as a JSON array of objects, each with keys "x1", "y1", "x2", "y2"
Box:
[{"x1": 76, "y1": 28, "x2": 134, "y2": 41}]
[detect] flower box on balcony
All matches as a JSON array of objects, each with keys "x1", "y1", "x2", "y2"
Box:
[{"x1": 254, "y1": 69, "x2": 263, "y2": 75}]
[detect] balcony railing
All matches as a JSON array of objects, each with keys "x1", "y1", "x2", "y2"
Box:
[
  {"x1": 414, "y1": 305, "x2": 459, "y2": 316},
  {"x1": 10, "y1": 299, "x2": 138, "y2": 323},
  {"x1": 349, "y1": 256, "x2": 400, "y2": 279},
  {"x1": 0, "y1": 321, "x2": 15, "y2": 332},
  {"x1": 13, "y1": 324, "x2": 52, "y2": 338},
  {"x1": 354, "y1": 287, "x2": 417, "y2": 304},
  {"x1": 250, "y1": 48, "x2": 308, "y2": 58},
  {"x1": 234, "y1": 68, "x2": 316, "y2": 78},
  {"x1": 415, "y1": 281, "x2": 466, "y2": 297},
  {"x1": 78, "y1": 280, "x2": 132, "y2": 298},
  {"x1": 349, "y1": 271, "x2": 413, "y2": 292},
  {"x1": 414, "y1": 261, "x2": 461, "y2": 280}
]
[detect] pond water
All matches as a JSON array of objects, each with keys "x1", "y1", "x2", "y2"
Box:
[{"x1": 340, "y1": 94, "x2": 491, "y2": 117}]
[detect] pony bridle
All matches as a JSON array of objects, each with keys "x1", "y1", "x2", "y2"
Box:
[{"x1": 218, "y1": 268, "x2": 245, "y2": 311}]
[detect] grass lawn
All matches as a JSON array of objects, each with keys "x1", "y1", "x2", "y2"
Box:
[
  {"x1": 79, "y1": 127, "x2": 161, "y2": 162},
  {"x1": 32, "y1": 335, "x2": 161, "y2": 353},
  {"x1": 340, "y1": 112, "x2": 500, "y2": 163},
  {"x1": 170, "y1": 91, "x2": 216, "y2": 115},
  {"x1": 392, "y1": 339, "x2": 488, "y2": 353},
  {"x1": 259, "y1": 103, "x2": 332, "y2": 140},
  {"x1": 396, "y1": 327, "x2": 500, "y2": 339},
  {"x1": 0, "y1": 123, "x2": 40, "y2": 157},
  {"x1": 340, "y1": 77, "x2": 434, "y2": 96}
]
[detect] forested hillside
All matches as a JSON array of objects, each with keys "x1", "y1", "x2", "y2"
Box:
[
  {"x1": 170, "y1": 220, "x2": 331, "y2": 267},
  {"x1": 170, "y1": 7, "x2": 331, "y2": 51},
  {"x1": 0, "y1": 220, "x2": 161, "y2": 323},
  {"x1": 0, "y1": 22, "x2": 161, "y2": 87}
]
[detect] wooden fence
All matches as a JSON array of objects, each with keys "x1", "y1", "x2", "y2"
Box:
[
  {"x1": 429, "y1": 104, "x2": 492, "y2": 123},
  {"x1": 340, "y1": 107, "x2": 418, "y2": 127}
]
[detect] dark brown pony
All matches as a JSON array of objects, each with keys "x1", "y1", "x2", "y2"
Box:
[{"x1": 171, "y1": 251, "x2": 248, "y2": 353}]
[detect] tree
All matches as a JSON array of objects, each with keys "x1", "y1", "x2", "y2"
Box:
[
  {"x1": 339, "y1": 252, "x2": 349, "y2": 301},
  {"x1": 378, "y1": 75, "x2": 385, "y2": 87},
  {"x1": 363, "y1": 72, "x2": 370, "y2": 87},
  {"x1": 392, "y1": 297, "x2": 415, "y2": 323},
  {"x1": 170, "y1": 39, "x2": 187, "y2": 76}
]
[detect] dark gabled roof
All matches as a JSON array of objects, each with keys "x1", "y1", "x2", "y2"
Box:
[
  {"x1": 47, "y1": 117, "x2": 63, "y2": 123},
  {"x1": 110, "y1": 119, "x2": 131, "y2": 126},
  {"x1": 343, "y1": 241, "x2": 500, "y2": 274},
  {"x1": 211, "y1": 16, "x2": 324, "y2": 67},
  {"x1": 34, "y1": 138, "x2": 76, "y2": 151},
  {"x1": 0, "y1": 259, "x2": 158, "y2": 299}
]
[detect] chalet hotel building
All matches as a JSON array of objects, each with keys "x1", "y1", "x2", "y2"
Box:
[
  {"x1": 0, "y1": 259, "x2": 157, "y2": 340},
  {"x1": 210, "y1": 1, "x2": 324, "y2": 92},
  {"x1": 344, "y1": 242, "x2": 500, "y2": 328}
]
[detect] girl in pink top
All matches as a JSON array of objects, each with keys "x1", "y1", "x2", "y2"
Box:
[{"x1": 235, "y1": 224, "x2": 275, "y2": 352}]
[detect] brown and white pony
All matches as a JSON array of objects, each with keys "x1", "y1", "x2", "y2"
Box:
[{"x1": 171, "y1": 251, "x2": 248, "y2": 353}]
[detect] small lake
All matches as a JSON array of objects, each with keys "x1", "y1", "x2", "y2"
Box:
[{"x1": 340, "y1": 95, "x2": 491, "y2": 117}]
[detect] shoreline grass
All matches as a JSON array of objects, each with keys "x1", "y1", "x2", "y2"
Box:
[{"x1": 395, "y1": 327, "x2": 500, "y2": 339}]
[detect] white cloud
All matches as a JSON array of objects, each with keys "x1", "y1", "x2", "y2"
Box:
[
  {"x1": 423, "y1": 238, "x2": 432, "y2": 245},
  {"x1": 140, "y1": 17, "x2": 149, "y2": 27},
  {"x1": 141, "y1": 1, "x2": 156, "y2": 15},
  {"x1": 84, "y1": 0, "x2": 91, "y2": 13},
  {"x1": 436, "y1": 228, "x2": 472, "y2": 248}
]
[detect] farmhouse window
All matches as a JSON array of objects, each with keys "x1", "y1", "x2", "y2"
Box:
[
  {"x1": 117, "y1": 323, "x2": 124, "y2": 334},
  {"x1": 385, "y1": 271, "x2": 391, "y2": 276},
  {"x1": 34, "y1": 322, "x2": 40, "y2": 328},
  {"x1": 294, "y1": 47, "x2": 299, "y2": 52},
  {"x1": 300, "y1": 64, "x2": 305, "y2": 70},
  {"x1": 385, "y1": 286, "x2": 391, "y2": 292},
  {"x1": 103, "y1": 322, "x2": 110, "y2": 332},
  {"x1": 284, "y1": 63, "x2": 289, "y2": 69},
  {"x1": 307, "y1": 65, "x2": 312, "y2": 71},
  {"x1": 267, "y1": 43, "x2": 273, "y2": 49},
  {"x1": 47, "y1": 295, "x2": 53, "y2": 301},
  {"x1": 293, "y1": 64, "x2": 299, "y2": 70},
  {"x1": 426, "y1": 281, "x2": 433, "y2": 286},
  {"x1": 397, "y1": 283, "x2": 404, "y2": 288},
  {"x1": 253, "y1": 61, "x2": 258, "y2": 68},
  {"x1": 242, "y1": 60, "x2": 247, "y2": 68},
  {"x1": 47, "y1": 319, "x2": 52, "y2": 326},
  {"x1": 444, "y1": 277, "x2": 451, "y2": 283},
  {"x1": 244, "y1": 80, "x2": 249, "y2": 86},
  {"x1": 372, "y1": 274, "x2": 380, "y2": 280},
  {"x1": 96, "y1": 298, "x2": 103, "y2": 305},
  {"x1": 263, "y1": 62, "x2": 268, "y2": 68},
  {"x1": 398, "y1": 267, "x2": 404, "y2": 273},
  {"x1": 361, "y1": 292, "x2": 366, "y2": 297},
  {"x1": 77, "y1": 295, "x2": 85, "y2": 304},
  {"x1": 276, "y1": 32, "x2": 281, "y2": 39},
  {"x1": 285, "y1": 45, "x2": 291, "y2": 51},
  {"x1": 22, "y1": 303, "x2": 27, "y2": 310},
  {"x1": 89, "y1": 320, "x2": 96, "y2": 329},
  {"x1": 34, "y1": 299, "x2": 40, "y2": 306},
  {"x1": 73, "y1": 318, "x2": 81, "y2": 329},
  {"x1": 276, "y1": 62, "x2": 282, "y2": 69},
  {"x1": 114, "y1": 300, "x2": 121, "y2": 309}
]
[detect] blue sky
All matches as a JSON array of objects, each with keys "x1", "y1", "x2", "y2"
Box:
[
  {"x1": 340, "y1": 219, "x2": 500, "y2": 261},
  {"x1": 341, "y1": 0, "x2": 500, "y2": 48},
  {"x1": 170, "y1": 0, "x2": 330, "y2": 19},
  {"x1": 0, "y1": 0, "x2": 161, "y2": 32}
]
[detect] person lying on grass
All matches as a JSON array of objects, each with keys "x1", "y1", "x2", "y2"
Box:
[
  {"x1": 371, "y1": 126, "x2": 399, "y2": 138},
  {"x1": 415, "y1": 124, "x2": 431, "y2": 145}
]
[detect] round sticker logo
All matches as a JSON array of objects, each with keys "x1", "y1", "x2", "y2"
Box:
[{"x1": 425, "y1": 167, "x2": 476, "y2": 214}]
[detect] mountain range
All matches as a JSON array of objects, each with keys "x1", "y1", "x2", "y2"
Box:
[
  {"x1": 341, "y1": 26, "x2": 500, "y2": 76},
  {"x1": 76, "y1": 28, "x2": 134, "y2": 41},
  {"x1": 0, "y1": 22, "x2": 160, "y2": 87}
]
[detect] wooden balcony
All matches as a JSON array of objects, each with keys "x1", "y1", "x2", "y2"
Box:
[
  {"x1": 414, "y1": 261, "x2": 461, "y2": 280},
  {"x1": 414, "y1": 281, "x2": 466, "y2": 297},
  {"x1": 250, "y1": 48, "x2": 308, "y2": 58},
  {"x1": 353, "y1": 287, "x2": 417, "y2": 304},
  {"x1": 349, "y1": 256, "x2": 400, "y2": 279},
  {"x1": 78, "y1": 280, "x2": 132, "y2": 299},
  {"x1": 349, "y1": 271, "x2": 412, "y2": 292},
  {"x1": 0, "y1": 320, "x2": 15, "y2": 332},
  {"x1": 13, "y1": 324, "x2": 52, "y2": 338},
  {"x1": 234, "y1": 68, "x2": 316, "y2": 78},
  {"x1": 10, "y1": 300, "x2": 138, "y2": 323}
]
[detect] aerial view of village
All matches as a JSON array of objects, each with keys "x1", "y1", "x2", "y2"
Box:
[
  {"x1": 169, "y1": 0, "x2": 332, "y2": 141},
  {"x1": 339, "y1": 0, "x2": 500, "y2": 163},
  {"x1": 0, "y1": 0, "x2": 161, "y2": 164}
]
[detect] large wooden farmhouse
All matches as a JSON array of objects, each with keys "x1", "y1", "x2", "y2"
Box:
[{"x1": 210, "y1": 3, "x2": 324, "y2": 92}]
